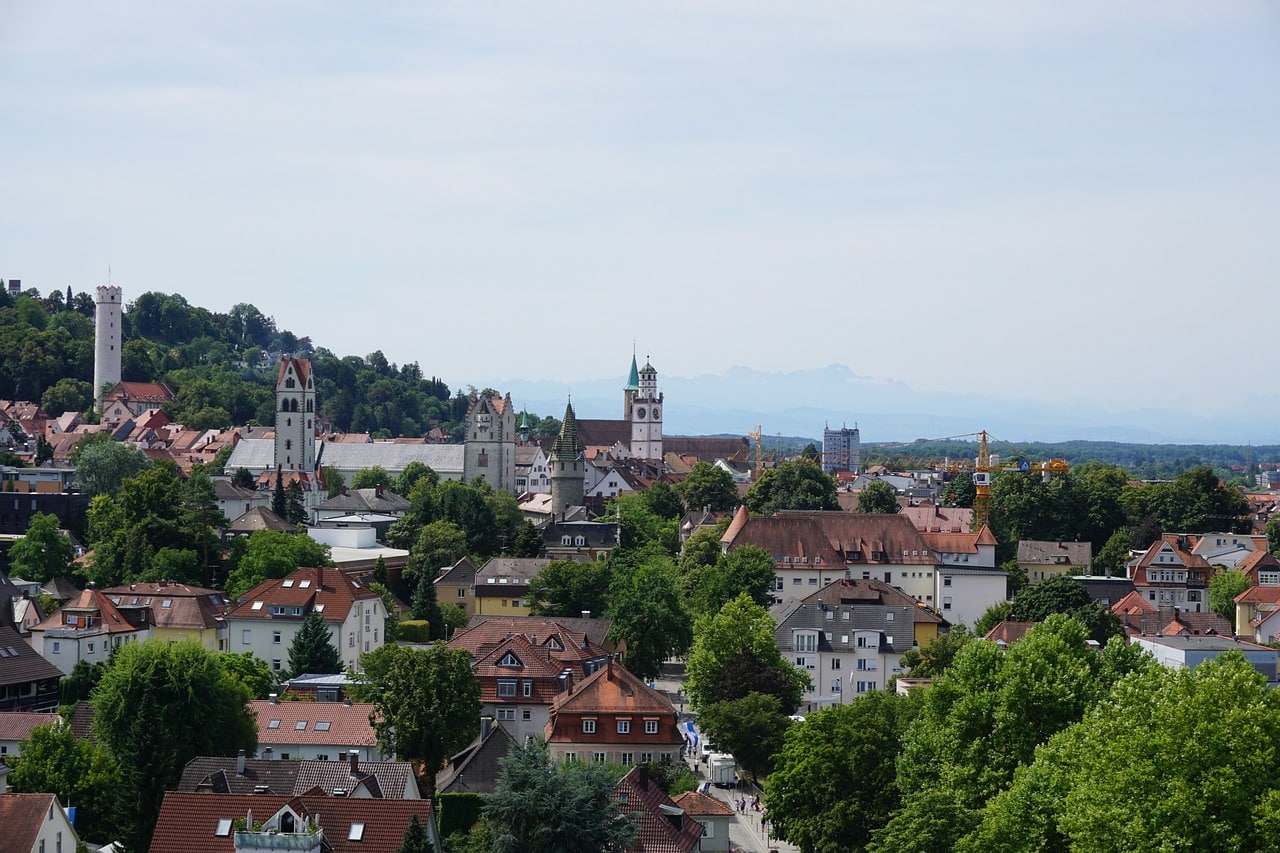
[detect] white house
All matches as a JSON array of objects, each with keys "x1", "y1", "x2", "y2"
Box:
[{"x1": 225, "y1": 566, "x2": 385, "y2": 675}]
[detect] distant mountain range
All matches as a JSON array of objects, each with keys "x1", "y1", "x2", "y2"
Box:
[{"x1": 486, "y1": 364, "x2": 1269, "y2": 446}]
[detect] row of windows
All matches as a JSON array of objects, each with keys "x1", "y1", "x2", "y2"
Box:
[
  {"x1": 776, "y1": 555, "x2": 822, "y2": 565},
  {"x1": 495, "y1": 707, "x2": 533, "y2": 721},
  {"x1": 822, "y1": 610, "x2": 895, "y2": 622},
  {"x1": 564, "y1": 750, "x2": 670, "y2": 764},
  {"x1": 496, "y1": 680, "x2": 534, "y2": 698},
  {"x1": 581, "y1": 719, "x2": 660, "y2": 735}
]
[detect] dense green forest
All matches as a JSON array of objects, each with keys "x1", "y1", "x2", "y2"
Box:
[{"x1": 0, "y1": 284, "x2": 559, "y2": 440}]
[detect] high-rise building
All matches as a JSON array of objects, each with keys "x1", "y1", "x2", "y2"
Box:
[{"x1": 822, "y1": 424, "x2": 861, "y2": 474}]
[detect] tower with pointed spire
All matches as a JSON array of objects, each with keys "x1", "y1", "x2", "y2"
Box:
[
  {"x1": 550, "y1": 399, "x2": 585, "y2": 513},
  {"x1": 628, "y1": 358, "x2": 663, "y2": 463},
  {"x1": 623, "y1": 353, "x2": 640, "y2": 419}
]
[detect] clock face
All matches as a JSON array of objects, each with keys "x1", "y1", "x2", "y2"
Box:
[
  {"x1": 652, "y1": 407, "x2": 660, "y2": 420},
  {"x1": 636, "y1": 407, "x2": 647, "y2": 419}
]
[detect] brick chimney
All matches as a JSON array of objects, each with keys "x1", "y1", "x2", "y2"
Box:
[{"x1": 348, "y1": 749, "x2": 359, "y2": 775}]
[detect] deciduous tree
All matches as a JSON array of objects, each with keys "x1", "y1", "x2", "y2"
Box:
[
  {"x1": 676, "y1": 462, "x2": 739, "y2": 513},
  {"x1": 686, "y1": 594, "x2": 808, "y2": 713},
  {"x1": 225, "y1": 530, "x2": 332, "y2": 599},
  {"x1": 354, "y1": 644, "x2": 480, "y2": 789},
  {"x1": 698, "y1": 692, "x2": 790, "y2": 784},
  {"x1": 608, "y1": 561, "x2": 692, "y2": 680},
  {"x1": 11, "y1": 721, "x2": 123, "y2": 843},
  {"x1": 1210, "y1": 568, "x2": 1251, "y2": 630},
  {"x1": 92, "y1": 640, "x2": 257, "y2": 852},
  {"x1": 767, "y1": 690, "x2": 918, "y2": 853},
  {"x1": 857, "y1": 480, "x2": 900, "y2": 514},
  {"x1": 70, "y1": 434, "x2": 152, "y2": 498},
  {"x1": 528, "y1": 560, "x2": 612, "y2": 619},
  {"x1": 742, "y1": 459, "x2": 839, "y2": 515},
  {"x1": 7, "y1": 511, "x2": 74, "y2": 583}
]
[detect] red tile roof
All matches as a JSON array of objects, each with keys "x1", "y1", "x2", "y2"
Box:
[
  {"x1": 671, "y1": 790, "x2": 734, "y2": 816},
  {"x1": 101, "y1": 582, "x2": 229, "y2": 631},
  {"x1": 721, "y1": 510, "x2": 940, "y2": 566},
  {"x1": 616, "y1": 766, "x2": 703, "y2": 853},
  {"x1": 468, "y1": 635, "x2": 572, "y2": 705},
  {"x1": 150, "y1": 791, "x2": 434, "y2": 853},
  {"x1": 549, "y1": 659, "x2": 674, "y2": 717},
  {"x1": 229, "y1": 567, "x2": 380, "y2": 625},
  {"x1": 0, "y1": 793, "x2": 62, "y2": 853},
  {"x1": 31, "y1": 588, "x2": 143, "y2": 635},
  {"x1": 275, "y1": 357, "x2": 311, "y2": 389},
  {"x1": 0, "y1": 711, "x2": 60, "y2": 743},
  {"x1": 248, "y1": 700, "x2": 378, "y2": 748},
  {"x1": 449, "y1": 617, "x2": 607, "y2": 674}
]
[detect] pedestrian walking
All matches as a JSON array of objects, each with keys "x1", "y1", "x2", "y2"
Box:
[{"x1": 752, "y1": 794, "x2": 760, "y2": 811}]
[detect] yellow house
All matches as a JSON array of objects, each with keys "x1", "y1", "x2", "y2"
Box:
[
  {"x1": 472, "y1": 558, "x2": 551, "y2": 617},
  {"x1": 101, "y1": 582, "x2": 230, "y2": 650}
]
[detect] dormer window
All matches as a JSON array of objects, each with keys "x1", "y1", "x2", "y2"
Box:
[{"x1": 498, "y1": 652, "x2": 523, "y2": 668}]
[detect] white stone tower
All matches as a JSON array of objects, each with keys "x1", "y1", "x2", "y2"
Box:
[
  {"x1": 275, "y1": 356, "x2": 316, "y2": 474},
  {"x1": 628, "y1": 359, "x2": 663, "y2": 463},
  {"x1": 93, "y1": 285, "x2": 123, "y2": 411}
]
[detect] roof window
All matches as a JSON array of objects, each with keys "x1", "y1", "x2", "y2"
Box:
[{"x1": 283, "y1": 580, "x2": 295, "y2": 588}]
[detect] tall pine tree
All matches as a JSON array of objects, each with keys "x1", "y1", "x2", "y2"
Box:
[
  {"x1": 285, "y1": 479, "x2": 307, "y2": 525},
  {"x1": 398, "y1": 813, "x2": 435, "y2": 853},
  {"x1": 271, "y1": 466, "x2": 288, "y2": 518},
  {"x1": 288, "y1": 609, "x2": 343, "y2": 676},
  {"x1": 412, "y1": 566, "x2": 445, "y2": 640}
]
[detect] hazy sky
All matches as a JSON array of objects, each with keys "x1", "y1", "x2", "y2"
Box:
[{"x1": 2, "y1": 2, "x2": 1277, "y2": 416}]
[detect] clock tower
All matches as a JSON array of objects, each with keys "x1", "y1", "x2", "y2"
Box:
[{"x1": 629, "y1": 358, "x2": 663, "y2": 463}]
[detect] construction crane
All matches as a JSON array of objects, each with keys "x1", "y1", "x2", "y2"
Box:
[
  {"x1": 866, "y1": 430, "x2": 1069, "y2": 529},
  {"x1": 747, "y1": 425, "x2": 764, "y2": 481}
]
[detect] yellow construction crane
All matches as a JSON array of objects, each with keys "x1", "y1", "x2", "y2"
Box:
[
  {"x1": 867, "y1": 430, "x2": 1069, "y2": 529},
  {"x1": 747, "y1": 425, "x2": 764, "y2": 480}
]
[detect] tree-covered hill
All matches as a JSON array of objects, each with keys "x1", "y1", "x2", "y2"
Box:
[{"x1": 0, "y1": 285, "x2": 478, "y2": 438}]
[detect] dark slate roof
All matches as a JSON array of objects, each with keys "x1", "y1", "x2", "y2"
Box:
[
  {"x1": 179, "y1": 757, "x2": 420, "y2": 799},
  {"x1": 435, "y1": 721, "x2": 517, "y2": 795},
  {"x1": 315, "y1": 488, "x2": 411, "y2": 514},
  {"x1": 774, "y1": 601, "x2": 918, "y2": 655},
  {"x1": 227, "y1": 506, "x2": 295, "y2": 534},
  {"x1": 541, "y1": 519, "x2": 619, "y2": 547},
  {"x1": 553, "y1": 402, "x2": 586, "y2": 460},
  {"x1": 0, "y1": 625, "x2": 62, "y2": 688}
]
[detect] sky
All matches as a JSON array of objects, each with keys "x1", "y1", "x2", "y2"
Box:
[{"x1": 2, "y1": 2, "x2": 1278, "y2": 422}]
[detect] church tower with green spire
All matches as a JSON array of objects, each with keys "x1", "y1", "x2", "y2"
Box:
[{"x1": 623, "y1": 354, "x2": 640, "y2": 419}]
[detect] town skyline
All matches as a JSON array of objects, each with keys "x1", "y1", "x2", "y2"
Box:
[{"x1": 3, "y1": 2, "x2": 1277, "y2": 422}]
